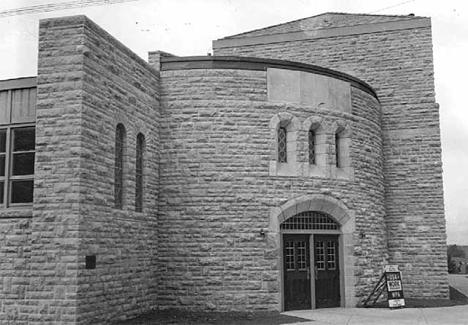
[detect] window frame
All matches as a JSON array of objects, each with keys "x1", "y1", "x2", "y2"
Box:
[
  {"x1": 114, "y1": 123, "x2": 126, "y2": 209},
  {"x1": 308, "y1": 129, "x2": 316, "y2": 165},
  {"x1": 135, "y1": 133, "x2": 145, "y2": 212},
  {"x1": 335, "y1": 133, "x2": 341, "y2": 168},
  {"x1": 278, "y1": 126, "x2": 288, "y2": 163},
  {"x1": 0, "y1": 123, "x2": 35, "y2": 208}
]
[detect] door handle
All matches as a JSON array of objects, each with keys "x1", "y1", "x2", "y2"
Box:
[
  {"x1": 307, "y1": 267, "x2": 310, "y2": 280},
  {"x1": 315, "y1": 266, "x2": 318, "y2": 279}
]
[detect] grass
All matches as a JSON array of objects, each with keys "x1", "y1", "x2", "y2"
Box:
[{"x1": 112, "y1": 310, "x2": 309, "y2": 325}]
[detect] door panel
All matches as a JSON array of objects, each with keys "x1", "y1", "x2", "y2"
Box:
[
  {"x1": 283, "y1": 234, "x2": 311, "y2": 311},
  {"x1": 314, "y1": 235, "x2": 340, "y2": 308}
]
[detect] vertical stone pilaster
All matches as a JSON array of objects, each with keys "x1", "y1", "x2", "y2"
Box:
[{"x1": 28, "y1": 16, "x2": 86, "y2": 324}]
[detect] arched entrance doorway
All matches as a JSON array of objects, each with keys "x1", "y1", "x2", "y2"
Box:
[
  {"x1": 268, "y1": 194, "x2": 355, "y2": 311},
  {"x1": 281, "y1": 211, "x2": 341, "y2": 310}
]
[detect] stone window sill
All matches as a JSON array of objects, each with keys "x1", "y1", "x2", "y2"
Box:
[
  {"x1": 269, "y1": 161, "x2": 299, "y2": 176},
  {"x1": 269, "y1": 160, "x2": 354, "y2": 180},
  {"x1": 0, "y1": 207, "x2": 33, "y2": 218}
]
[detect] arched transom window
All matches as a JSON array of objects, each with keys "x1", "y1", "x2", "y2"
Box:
[{"x1": 280, "y1": 211, "x2": 339, "y2": 230}]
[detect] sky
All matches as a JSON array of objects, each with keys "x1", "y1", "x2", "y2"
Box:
[{"x1": 0, "y1": 0, "x2": 467, "y2": 244}]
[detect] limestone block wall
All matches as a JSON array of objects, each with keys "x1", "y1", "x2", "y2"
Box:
[
  {"x1": 33, "y1": 16, "x2": 160, "y2": 324},
  {"x1": 158, "y1": 58, "x2": 385, "y2": 310},
  {"x1": 214, "y1": 18, "x2": 448, "y2": 299},
  {"x1": 0, "y1": 218, "x2": 31, "y2": 324}
]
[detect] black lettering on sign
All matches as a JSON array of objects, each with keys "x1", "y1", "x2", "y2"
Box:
[
  {"x1": 390, "y1": 291, "x2": 402, "y2": 298},
  {"x1": 388, "y1": 280, "x2": 402, "y2": 291}
]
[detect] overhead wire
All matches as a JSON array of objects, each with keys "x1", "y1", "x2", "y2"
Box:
[
  {"x1": 368, "y1": 0, "x2": 416, "y2": 14},
  {"x1": 0, "y1": 0, "x2": 139, "y2": 18}
]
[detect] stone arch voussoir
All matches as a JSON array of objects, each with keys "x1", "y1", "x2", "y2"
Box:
[
  {"x1": 269, "y1": 112, "x2": 300, "y2": 132},
  {"x1": 271, "y1": 194, "x2": 351, "y2": 233},
  {"x1": 303, "y1": 116, "x2": 324, "y2": 132}
]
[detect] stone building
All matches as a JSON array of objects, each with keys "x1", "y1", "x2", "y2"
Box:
[{"x1": 0, "y1": 12, "x2": 448, "y2": 324}]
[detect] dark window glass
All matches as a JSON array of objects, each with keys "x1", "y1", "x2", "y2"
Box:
[
  {"x1": 114, "y1": 124, "x2": 125, "y2": 209},
  {"x1": 0, "y1": 130, "x2": 6, "y2": 153},
  {"x1": 0, "y1": 127, "x2": 35, "y2": 207},
  {"x1": 335, "y1": 133, "x2": 340, "y2": 168},
  {"x1": 308, "y1": 130, "x2": 315, "y2": 165},
  {"x1": 135, "y1": 133, "x2": 145, "y2": 212},
  {"x1": 278, "y1": 127, "x2": 287, "y2": 163},
  {"x1": 0, "y1": 181, "x2": 4, "y2": 204},
  {"x1": 11, "y1": 180, "x2": 34, "y2": 203},
  {"x1": 12, "y1": 153, "x2": 35, "y2": 175},
  {"x1": 13, "y1": 128, "x2": 35, "y2": 151},
  {"x1": 0, "y1": 155, "x2": 5, "y2": 177}
]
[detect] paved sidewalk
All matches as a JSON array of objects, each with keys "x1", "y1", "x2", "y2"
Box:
[
  {"x1": 449, "y1": 274, "x2": 468, "y2": 297},
  {"x1": 282, "y1": 306, "x2": 468, "y2": 324}
]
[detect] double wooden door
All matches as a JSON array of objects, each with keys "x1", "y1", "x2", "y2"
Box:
[{"x1": 283, "y1": 234, "x2": 340, "y2": 311}]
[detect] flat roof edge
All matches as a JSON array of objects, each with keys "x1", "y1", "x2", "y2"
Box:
[{"x1": 0, "y1": 77, "x2": 37, "y2": 91}]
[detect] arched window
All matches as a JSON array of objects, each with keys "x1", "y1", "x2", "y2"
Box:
[
  {"x1": 269, "y1": 112, "x2": 300, "y2": 176},
  {"x1": 114, "y1": 124, "x2": 126, "y2": 209},
  {"x1": 308, "y1": 129, "x2": 316, "y2": 165},
  {"x1": 278, "y1": 127, "x2": 287, "y2": 163},
  {"x1": 335, "y1": 133, "x2": 340, "y2": 167},
  {"x1": 135, "y1": 133, "x2": 145, "y2": 212}
]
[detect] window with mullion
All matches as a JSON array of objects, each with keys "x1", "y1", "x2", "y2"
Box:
[
  {"x1": 308, "y1": 129, "x2": 316, "y2": 164},
  {"x1": 10, "y1": 127, "x2": 35, "y2": 204},
  {"x1": 0, "y1": 130, "x2": 6, "y2": 205},
  {"x1": 0, "y1": 126, "x2": 35, "y2": 207},
  {"x1": 278, "y1": 127, "x2": 287, "y2": 163}
]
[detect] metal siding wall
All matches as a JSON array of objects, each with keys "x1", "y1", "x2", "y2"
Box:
[
  {"x1": 11, "y1": 88, "x2": 36, "y2": 123},
  {"x1": 0, "y1": 91, "x2": 9, "y2": 124}
]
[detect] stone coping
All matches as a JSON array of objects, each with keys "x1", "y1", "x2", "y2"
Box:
[
  {"x1": 214, "y1": 18, "x2": 430, "y2": 47},
  {"x1": 160, "y1": 56, "x2": 378, "y2": 99}
]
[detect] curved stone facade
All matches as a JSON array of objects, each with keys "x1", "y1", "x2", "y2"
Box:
[
  {"x1": 158, "y1": 57, "x2": 385, "y2": 310},
  {"x1": 0, "y1": 13, "x2": 447, "y2": 324}
]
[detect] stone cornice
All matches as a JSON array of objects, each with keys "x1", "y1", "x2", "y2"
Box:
[{"x1": 213, "y1": 18, "x2": 430, "y2": 49}]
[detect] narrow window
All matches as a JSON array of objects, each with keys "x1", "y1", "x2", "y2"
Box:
[
  {"x1": 335, "y1": 133, "x2": 341, "y2": 168},
  {"x1": 308, "y1": 130, "x2": 316, "y2": 164},
  {"x1": 278, "y1": 127, "x2": 287, "y2": 163},
  {"x1": 115, "y1": 124, "x2": 125, "y2": 209},
  {"x1": 135, "y1": 133, "x2": 145, "y2": 212},
  {"x1": 0, "y1": 127, "x2": 35, "y2": 207},
  {"x1": 0, "y1": 130, "x2": 7, "y2": 205},
  {"x1": 11, "y1": 127, "x2": 35, "y2": 204}
]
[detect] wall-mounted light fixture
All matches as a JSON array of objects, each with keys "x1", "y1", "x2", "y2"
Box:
[
  {"x1": 260, "y1": 229, "x2": 267, "y2": 237},
  {"x1": 359, "y1": 230, "x2": 366, "y2": 239}
]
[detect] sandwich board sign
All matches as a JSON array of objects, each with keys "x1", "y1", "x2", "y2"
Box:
[{"x1": 384, "y1": 265, "x2": 405, "y2": 308}]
